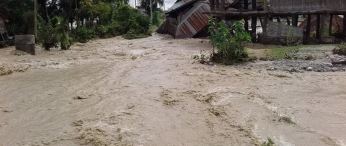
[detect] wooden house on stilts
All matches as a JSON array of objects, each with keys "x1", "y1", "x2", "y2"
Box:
[
  {"x1": 208, "y1": 0, "x2": 346, "y2": 44},
  {"x1": 160, "y1": 0, "x2": 346, "y2": 44}
]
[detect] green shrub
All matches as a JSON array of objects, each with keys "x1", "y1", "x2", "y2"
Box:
[
  {"x1": 261, "y1": 138, "x2": 275, "y2": 146},
  {"x1": 266, "y1": 46, "x2": 299, "y2": 60},
  {"x1": 73, "y1": 26, "x2": 95, "y2": 43},
  {"x1": 95, "y1": 25, "x2": 109, "y2": 38},
  {"x1": 128, "y1": 14, "x2": 150, "y2": 35},
  {"x1": 333, "y1": 43, "x2": 346, "y2": 55},
  {"x1": 114, "y1": 5, "x2": 151, "y2": 37},
  {"x1": 38, "y1": 17, "x2": 59, "y2": 50},
  {"x1": 208, "y1": 18, "x2": 251, "y2": 64},
  {"x1": 60, "y1": 32, "x2": 72, "y2": 50},
  {"x1": 107, "y1": 21, "x2": 122, "y2": 36},
  {"x1": 152, "y1": 10, "x2": 164, "y2": 27},
  {"x1": 38, "y1": 16, "x2": 72, "y2": 50}
]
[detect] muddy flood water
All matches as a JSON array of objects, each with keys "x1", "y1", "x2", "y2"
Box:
[{"x1": 0, "y1": 34, "x2": 346, "y2": 146}]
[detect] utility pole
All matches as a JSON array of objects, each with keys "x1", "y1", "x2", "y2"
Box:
[
  {"x1": 150, "y1": 0, "x2": 153, "y2": 24},
  {"x1": 34, "y1": 0, "x2": 37, "y2": 41}
]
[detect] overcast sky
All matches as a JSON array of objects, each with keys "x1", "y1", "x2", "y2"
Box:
[{"x1": 128, "y1": 0, "x2": 176, "y2": 10}]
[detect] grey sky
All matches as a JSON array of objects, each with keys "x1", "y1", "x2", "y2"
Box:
[{"x1": 129, "y1": 0, "x2": 176, "y2": 10}]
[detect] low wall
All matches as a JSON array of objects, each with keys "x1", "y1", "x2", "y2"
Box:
[{"x1": 15, "y1": 35, "x2": 35, "y2": 55}]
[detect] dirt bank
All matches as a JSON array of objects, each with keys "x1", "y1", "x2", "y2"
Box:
[{"x1": 0, "y1": 34, "x2": 345, "y2": 146}]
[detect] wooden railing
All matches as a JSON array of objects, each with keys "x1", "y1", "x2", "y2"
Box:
[{"x1": 210, "y1": 0, "x2": 226, "y2": 11}]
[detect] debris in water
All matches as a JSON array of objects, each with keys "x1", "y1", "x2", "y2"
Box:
[{"x1": 74, "y1": 96, "x2": 88, "y2": 100}]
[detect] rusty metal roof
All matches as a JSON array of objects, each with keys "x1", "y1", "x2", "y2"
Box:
[{"x1": 167, "y1": 0, "x2": 198, "y2": 13}]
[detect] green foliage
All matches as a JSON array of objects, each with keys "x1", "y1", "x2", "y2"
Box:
[
  {"x1": 95, "y1": 25, "x2": 109, "y2": 38},
  {"x1": 35, "y1": 0, "x2": 152, "y2": 50},
  {"x1": 107, "y1": 21, "x2": 122, "y2": 36},
  {"x1": 333, "y1": 43, "x2": 346, "y2": 56},
  {"x1": 139, "y1": 0, "x2": 163, "y2": 14},
  {"x1": 0, "y1": 0, "x2": 34, "y2": 35},
  {"x1": 208, "y1": 18, "x2": 251, "y2": 64},
  {"x1": 73, "y1": 26, "x2": 95, "y2": 43},
  {"x1": 265, "y1": 46, "x2": 299, "y2": 60},
  {"x1": 261, "y1": 138, "x2": 275, "y2": 146},
  {"x1": 38, "y1": 17, "x2": 59, "y2": 50},
  {"x1": 114, "y1": 5, "x2": 151, "y2": 35},
  {"x1": 38, "y1": 16, "x2": 72, "y2": 50},
  {"x1": 60, "y1": 32, "x2": 72, "y2": 50},
  {"x1": 152, "y1": 10, "x2": 164, "y2": 27}
]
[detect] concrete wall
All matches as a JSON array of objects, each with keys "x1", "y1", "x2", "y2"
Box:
[{"x1": 261, "y1": 21, "x2": 304, "y2": 44}]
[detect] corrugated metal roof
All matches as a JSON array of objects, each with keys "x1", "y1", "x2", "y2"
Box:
[{"x1": 167, "y1": 0, "x2": 198, "y2": 13}]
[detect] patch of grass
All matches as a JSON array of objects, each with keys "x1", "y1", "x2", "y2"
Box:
[
  {"x1": 261, "y1": 138, "x2": 275, "y2": 146},
  {"x1": 264, "y1": 46, "x2": 300, "y2": 60},
  {"x1": 333, "y1": 43, "x2": 346, "y2": 55}
]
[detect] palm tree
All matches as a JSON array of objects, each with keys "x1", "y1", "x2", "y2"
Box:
[
  {"x1": 139, "y1": 0, "x2": 163, "y2": 24},
  {"x1": 140, "y1": 0, "x2": 164, "y2": 14}
]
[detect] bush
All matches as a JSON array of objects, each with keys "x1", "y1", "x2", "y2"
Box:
[
  {"x1": 208, "y1": 19, "x2": 251, "y2": 64},
  {"x1": 261, "y1": 138, "x2": 275, "y2": 146},
  {"x1": 60, "y1": 32, "x2": 72, "y2": 50},
  {"x1": 265, "y1": 46, "x2": 299, "y2": 60},
  {"x1": 38, "y1": 16, "x2": 72, "y2": 50},
  {"x1": 333, "y1": 43, "x2": 346, "y2": 56},
  {"x1": 38, "y1": 17, "x2": 58, "y2": 50},
  {"x1": 95, "y1": 25, "x2": 109, "y2": 38},
  {"x1": 152, "y1": 10, "x2": 164, "y2": 27},
  {"x1": 107, "y1": 21, "x2": 122, "y2": 36},
  {"x1": 114, "y1": 5, "x2": 151, "y2": 37},
  {"x1": 128, "y1": 14, "x2": 150, "y2": 35},
  {"x1": 73, "y1": 26, "x2": 95, "y2": 43}
]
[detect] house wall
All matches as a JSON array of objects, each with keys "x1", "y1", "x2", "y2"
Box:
[{"x1": 175, "y1": 1, "x2": 210, "y2": 38}]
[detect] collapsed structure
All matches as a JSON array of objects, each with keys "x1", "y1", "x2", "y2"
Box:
[
  {"x1": 157, "y1": 0, "x2": 212, "y2": 38},
  {"x1": 159, "y1": 0, "x2": 346, "y2": 44}
]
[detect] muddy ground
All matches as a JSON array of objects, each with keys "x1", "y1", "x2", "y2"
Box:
[{"x1": 0, "y1": 34, "x2": 346, "y2": 146}]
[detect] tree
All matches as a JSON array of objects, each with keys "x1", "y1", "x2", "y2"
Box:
[
  {"x1": 139, "y1": 0, "x2": 163, "y2": 15},
  {"x1": 0, "y1": 0, "x2": 34, "y2": 34}
]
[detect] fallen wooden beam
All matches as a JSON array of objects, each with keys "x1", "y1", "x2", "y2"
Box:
[{"x1": 206, "y1": 10, "x2": 346, "y2": 18}]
